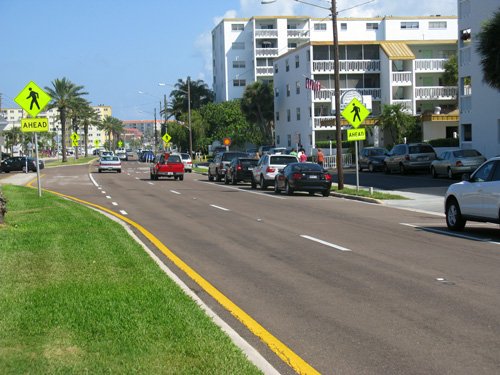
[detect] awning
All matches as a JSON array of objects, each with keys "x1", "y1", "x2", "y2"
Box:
[{"x1": 380, "y1": 42, "x2": 415, "y2": 60}]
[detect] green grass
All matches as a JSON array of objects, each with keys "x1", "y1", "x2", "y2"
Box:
[
  {"x1": 332, "y1": 186, "x2": 409, "y2": 200},
  {"x1": 0, "y1": 186, "x2": 262, "y2": 374},
  {"x1": 46, "y1": 156, "x2": 97, "y2": 167}
]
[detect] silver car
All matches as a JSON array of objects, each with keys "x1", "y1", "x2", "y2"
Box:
[
  {"x1": 251, "y1": 153, "x2": 298, "y2": 189},
  {"x1": 384, "y1": 143, "x2": 436, "y2": 174},
  {"x1": 430, "y1": 149, "x2": 486, "y2": 179}
]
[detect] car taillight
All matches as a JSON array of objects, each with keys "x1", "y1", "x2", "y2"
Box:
[
  {"x1": 405, "y1": 155, "x2": 410, "y2": 161},
  {"x1": 237, "y1": 165, "x2": 242, "y2": 170},
  {"x1": 292, "y1": 173, "x2": 302, "y2": 180},
  {"x1": 455, "y1": 161, "x2": 463, "y2": 167},
  {"x1": 187, "y1": 161, "x2": 192, "y2": 165},
  {"x1": 325, "y1": 173, "x2": 332, "y2": 181},
  {"x1": 266, "y1": 166, "x2": 275, "y2": 173}
]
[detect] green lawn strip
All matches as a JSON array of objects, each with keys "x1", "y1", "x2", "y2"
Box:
[
  {"x1": 46, "y1": 156, "x2": 97, "y2": 168},
  {"x1": 0, "y1": 186, "x2": 262, "y2": 374},
  {"x1": 332, "y1": 186, "x2": 409, "y2": 200}
]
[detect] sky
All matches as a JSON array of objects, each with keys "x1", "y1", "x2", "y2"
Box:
[{"x1": 0, "y1": 0, "x2": 457, "y2": 121}]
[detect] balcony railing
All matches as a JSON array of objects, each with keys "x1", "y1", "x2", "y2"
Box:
[
  {"x1": 254, "y1": 29, "x2": 278, "y2": 38},
  {"x1": 392, "y1": 100, "x2": 413, "y2": 112},
  {"x1": 414, "y1": 59, "x2": 447, "y2": 72},
  {"x1": 287, "y1": 29, "x2": 309, "y2": 38},
  {"x1": 312, "y1": 60, "x2": 380, "y2": 73},
  {"x1": 392, "y1": 71, "x2": 412, "y2": 85},
  {"x1": 414, "y1": 86, "x2": 457, "y2": 100},
  {"x1": 314, "y1": 88, "x2": 381, "y2": 101},
  {"x1": 256, "y1": 66, "x2": 274, "y2": 76},
  {"x1": 255, "y1": 48, "x2": 279, "y2": 57}
]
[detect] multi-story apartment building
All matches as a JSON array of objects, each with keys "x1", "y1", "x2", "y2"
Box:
[
  {"x1": 0, "y1": 105, "x2": 112, "y2": 150},
  {"x1": 458, "y1": 0, "x2": 500, "y2": 158},
  {"x1": 270, "y1": 16, "x2": 458, "y2": 152}
]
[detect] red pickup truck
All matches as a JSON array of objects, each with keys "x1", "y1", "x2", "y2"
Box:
[{"x1": 150, "y1": 153, "x2": 185, "y2": 180}]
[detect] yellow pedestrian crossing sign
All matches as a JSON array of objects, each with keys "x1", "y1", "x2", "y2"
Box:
[
  {"x1": 341, "y1": 98, "x2": 370, "y2": 128},
  {"x1": 14, "y1": 81, "x2": 52, "y2": 118},
  {"x1": 162, "y1": 133, "x2": 172, "y2": 144},
  {"x1": 71, "y1": 132, "x2": 80, "y2": 142},
  {"x1": 94, "y1": 139, "x2": 100, "y2": 147}
]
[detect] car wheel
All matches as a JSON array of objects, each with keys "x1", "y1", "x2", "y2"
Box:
[
  {"x1": 208, "y1": 172, "x2": 214, "y2": 181},
  {"x1": 308, "y1": 191, "x2": 315, "y2": 196},
  {"x1": 179, "y1": 175, "x2": 184, "y2": 181},
  {"x1": 231, "y1": 174, "x2": 237, "y2": 185},
  {"x1": 224, "y1": 173, "x2": 229, "y2": 184},
  {"x1": 174, "y1": 176, "x2": 178, "y2": 180},
  {"x1": 358, "y1": 164, "x2": 363, "y2": 172},
  {"x1": 285, "y1": 181, "x2": 294, "y2": 195},
  {"x1": 447, "y1": 168, "x2": 454, "y2": 180},
  {"x1": 399, "y1": 163, "x2": 407, "y2": 175},
  {"x1": 215, "y1": 169, "x2": 222, "y2": 182},
  {"x1": 22, "y1": 166, "x2": 27, "y2": 173},
  {"x1": 446, "y1": 198, "x2": 466, "y2": 231},
  {"x1": 431, "y1": 167, "x2": 437, "y2": 178},
  {"x1": 322, "y1": 189, "x2": 331, "y2": 197},
  {"x1": 368, "y1": 163, "x2": 374, "y2": 173},
  {"x1": 384, "y1": 163, "x2": 390, "y2": 174},
  {"x1": 274, "y1": 179, "x2": 281, "y2": 194},
  {"x1": 99, "y1": 169, "x2": 102, "y2": 173},
  {"x1": 260, "y1": 176, "x2": 266, "y2": 190},
  {"x1": 117, "y1": 169, "x2": 121, "y2": 173},
  {"x1": 251, "y1": 176, "x2": 257, "y2": 189}
]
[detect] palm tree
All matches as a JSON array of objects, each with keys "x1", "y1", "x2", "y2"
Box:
[
  {"x1": 377, "y1": 104, "x2": 416, "y2": 145},
  {"x1": 2, "y1": 127, "x2": 22, "y2": 155},
  {"x1": 169, "y1": 78, "x2": 214, "y2": 119},
  {"x1": 80, "y1": 104, "x2": 100, "y2": 157},
  {"x1": 68, "y1": 98, "x2": 98, "y2": 159},
  {"x1": 241, "y1": 81, "x2": 274, "y2": 144},
  {"x1": 98, "y1": 116, "x2": 123, "y2": 151},
  {"x1": 45, "y1": 78, "x2": 87, "y2": 162},
  {"x1": 476, "y1": 8, "x2": 500, "y2": 90}
]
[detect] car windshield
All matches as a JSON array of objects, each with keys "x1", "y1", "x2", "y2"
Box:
[
  {"x1": 454, "y1": 149, "x2": 481, "y2": 157},
  {"x1": 168, "y1": 155, "x2": 182, "y2": 163},
  {"x1": 241, "y1": 159, "x2": 258, "y2": 167},
  {"x1": 290, "y1": 163, "x2": 322, "y2": 172},
  {"x1": 222, "y1": 152, "x2": 247, "y2": 161},
  {"x1": 368, "y1": 148, "x2": 386, "y2": 156},
  {"x1": 409, "y1": 145, "x2": 434, "y2": 153},
  {"x1": 102, "y1": 156, "x2": 119, "y2": 161},
  {"x1": 270, "y1": 156, "x2": 297, "y2": 164},
  {"x1": 180, "y1": 154, "x2": 190, "y2": 160}
]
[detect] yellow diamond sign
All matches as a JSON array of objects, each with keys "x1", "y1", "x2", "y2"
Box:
[
  {"x1": 162, "y1": 133, "x2": 172, "y2": 144},
  {"x1": 14, "y1": 81, "x2": 52, "y2": 118},
  {"x1": 341, "y1": 98, "x2": 370, "y2": 129}
]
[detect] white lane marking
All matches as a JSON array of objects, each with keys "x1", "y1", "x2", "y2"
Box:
[
  {"x1": 89, "y1": 173, "x2": 99, "y2": 187},
  {"x1": 196, "y1": 179, "x2": 287, "y2": 200},
  {"x1": 210, "y1": 204, "x2": 230, "y2": 211},
  {"x1": 135, "y1": 177, "x2": 140, "y2": 180},
  {"x1": 112, "y1": 202, "x2": 118, "y2": 206},
  {"x1": 147, "y1": 182, "x2": 154, "y2": 185},
  {"x1": 170, "y1": 190, "x2": 181, "y2": 195},
  {"x1": 105, "y1": 195, "x2": 111, "y2": 199},
  {"x1": 401, "y1": 223, "x2": 500, "y2": 245},
  {"x1": 300, "y1": 235, "x2": 351, "y2": 252},
  {"x1": 101, "y1": 191, "x2": 106, "y2": 194},
  {"x1": 119, "y1": 210, "x2": 128, "y2": 215}
]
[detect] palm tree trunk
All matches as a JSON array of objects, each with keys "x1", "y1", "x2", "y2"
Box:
[{"x1": 61, "y1": 110, "x2": 67, "y2": 163}]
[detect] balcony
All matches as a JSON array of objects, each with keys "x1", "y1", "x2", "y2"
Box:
[
  {"x1": 314, "y1": 88, "x2": 381, "y2": 101},
  {"x1": 256, "y1": 66, "x2": 274, "y2": 76},
  {"x1": 392, "y1": 99, "x2": 413, "y2": 112},
  {"x1": 287, "y1": 29, "x2": 309, "y2": 38},
  {"x1": 414, "y1": 86, "x2": 457, "y2": 100},
  {"x1": 312, "y1": 60, "x2": 380, "y2": 73},
  {"x1": 414, "y1": 59, "x2": 447, "y2": 72},
  {"x1": 254, "y1": 29, "x2": 278, "y2": 38},
  {"x1": 392, "y1": 71, "x2": 412, "y2": 85},
  {"x1": 255, "y1": 48, "x2": 279, "y2": 57}
]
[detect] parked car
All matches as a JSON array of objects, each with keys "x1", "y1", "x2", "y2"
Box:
[
  {"x1": 173, "y1": 152, "x2": 192, "y2": 173},
  {"x1": 150, "y1": 153, "x2": 184, "y2": 180},
  {"x1": 0, "y1": 156, "x2": 44, "y2": 173},
  {"x1": 358, "y1": 147, "x2": 388, "y2": 172},
  {"x1": 268, "y1": 147, "x2": 287, "y2": 155},
  {"x1": 208, "y1": 151, "x2": 248, "y2": 182},
  {"x1": 251, "y1": 153, "x2": 299, "y2": 190},
  {"x1": 139, "y1": 150, "x2": 155, "y2": 162},
  {"x1": 99, "y1": 150, "x2": 114, "y2": 157},
  {"x1": 97, "y1": 155, "x2": 121, "y2": 173},
  {"x1": 258, "y1": 145, "x2": 273, "y2": 156},
  {"x1": 224, "y1": 157, "x2": 259, "y2": 185},
  {"x1": 430, "y1": 149, "x2": 486, "y2": 179},
  {"x1": 116, "y1": 150, "x2": 128, "y2": 161},
  {"x1": 444, "y1": 156, "x2": 500, "y2": 230},
  {"x1": 1, "y1": 152, "x2": 11, "y2": 160},
  {"x1": 274, "y1": 162, "x2": 332, "y2": 196},
  {"x1": 383, "y1": 143, "x2": 436, "y2": 174}
]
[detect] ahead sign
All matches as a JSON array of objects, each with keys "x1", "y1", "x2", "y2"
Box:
[{"x1": 21, "y1": 118, "x2": 49, "y2": 133}]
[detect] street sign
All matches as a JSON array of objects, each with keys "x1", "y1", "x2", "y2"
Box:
[
  {"x1": 94, "y1": 139, "x2": 100, "y2": 147},
  {"x1": 14, "y1": 81, "x2": 51, "y2": 118},
  {"x1": 341, "y1": 98, "x2": 370, "y2": 129},
  {"x1": 162, "y1": 133, "x2": 171, "y2": 144},
  {"x1": 223, "y1": 137, "x2": 232, "y2": 147},
  {"x1": 70, "y1": 132, "x2": 80, "y2": 142},
  {"x1": 21, "y1": 118, "x2": 49, "y2": 133},
  {"x1": 347, "y1": 128, "x2": 366, "y2": 141},
  {"x1": 118, "y1": 140, "x2": 123, "y2": 148}
]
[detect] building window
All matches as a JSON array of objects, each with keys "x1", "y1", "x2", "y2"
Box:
[
  {"x1": 275, "y1": 64, "x2": 278, "y2": 73},
  {"x1": 287, "y1": 109, "x2": 291, "y2": 122},
  {"x1": 231, "y1": 23, "x2": 244, "y2": 31},
  {"x1": 296, "y1": 81, "x2": 300, "y2": 95},
  {"x1": 296, "y1": 107, "x2": 301, "y2": 121},
  {"x1": 287, "y1": 134, "x2": 292, "y2": 147},
  {"x1": 232, "y1": 61, "x2": 246, "y2": 68},
  {"x1": 366, "y1": 23, "x2": 378, "y2": 30},
  {"x1": 341, "y1": 23, "x2": 347, "y2": 30},
  {"x1": 460, "y1": 28, "x2": 471, "y2": 45},
  {"x1": 314, "y1": 23, "x2": 327, "y2": 31},
  {"x1": 286, "y1": 84, "x2": 290, "y2": 97},
  {"x1": 286, "y1": 59, "x2": 289, "y2": 72},
  {"x1": 233, "y1": 79, "x2": 246, "y2": 87},
  {"x1": 275, "y1": 88, "x2": 279, "y2": 97},
  {"x1": 400, "y1": 22, "x2": 419, "y2": 29},
  {"x1": 429, "y1": 21, "x2": 447, "y2": 29},
  {"x1": 295, "y1": 55, "x2": 300, "y2": 68},
  {"x1": 232, "y1": 42, "x2": 245, "y2": 49},
  {"x1": 462, "y1": 123, "x2": 472, "y2": 142},
  {"x1": 307, "y1": 50, "x2": 310, "y2": 62},
  {"x1": 276, "y1": 112, "x2": 280, "y2": 121},
  {"x1": 288, "y1": 42, "x2": 298, "y2": 49}
]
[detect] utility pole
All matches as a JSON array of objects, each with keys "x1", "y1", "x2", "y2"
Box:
[
  {"x1": 154, "y1": 107, "x2": 158, "y2": 153},
  {"x1": 187, "y1": 76, "x2": 193, "y2": 158}
]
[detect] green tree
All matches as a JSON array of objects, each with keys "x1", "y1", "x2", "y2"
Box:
[
  {"x1": 240, "y1": 81, "x2": 274, "y2": 144},
  {"x1": 44, "y1": 78, "x2": 87, "y2": 162},
  {"x1": 377, "y1": 104, "x2": 416, "y2": 145},
  {"x1": 477, "y1": 8, "x2": 500, "y2": 90},
  {"x1": 2, "y1": 127, "x2": 22, "y2": 155},
  {"x1": 98, "y1": 116, "x2": 123, "y2": 151},
  {"x1": 442, "y1": 54, "x2": 458, "y2": 86},
  {"x1": 169, "y1": 77, "x2": 214, "y2": 119}
]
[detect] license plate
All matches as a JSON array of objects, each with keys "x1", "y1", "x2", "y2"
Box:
[
  {"x1": 309, "y1": 175, "x2": 318, "y2": 179},
  {"x1": 167, "y1": 172, "x2": 173, "y2": 175},
  {"x1": 247, "y1": 167, "x2": 253, "y2": 171}
]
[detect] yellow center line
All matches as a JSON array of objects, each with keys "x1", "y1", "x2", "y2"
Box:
[{"x1": 26, "y1": 178, "x2": 320, "y2": 375}]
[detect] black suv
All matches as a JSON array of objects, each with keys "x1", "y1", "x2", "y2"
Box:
[
  {"x1": 224, "y1": 157, "x2": 259, "y2": 185},
  {"x1": 0, "y1": 156, "x2": 45, "y2": 173},
  {"x1": 208, "y1": 151, "x2": 248, "y2": 182}
]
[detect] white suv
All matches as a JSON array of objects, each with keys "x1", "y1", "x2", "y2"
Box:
[
  {"x1": 251, "y1": 153, "x2": 298, "y2": 190},
  {"x1": 444, "y1": 156, "x2": 500, "y2": 230}
]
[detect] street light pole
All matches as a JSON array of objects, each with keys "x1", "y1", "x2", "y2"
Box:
[{"x1": 187, "y1": 76, "x2": 193, "y2": 158}]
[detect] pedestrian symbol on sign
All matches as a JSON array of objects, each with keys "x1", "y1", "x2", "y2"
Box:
[
  {"x1": 27, "y1": 87, "x2": 40, "y2": 111},
  {"x1": 341, "y1": 98, "x2": 370, "y2": 128},
  {"x1": 351, "y1": 102, "x2": 361, "y2": 123}
]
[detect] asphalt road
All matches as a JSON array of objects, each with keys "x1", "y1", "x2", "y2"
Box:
[{"x1": 39, "y1": 161, "x2": 500, "y2": 375}]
